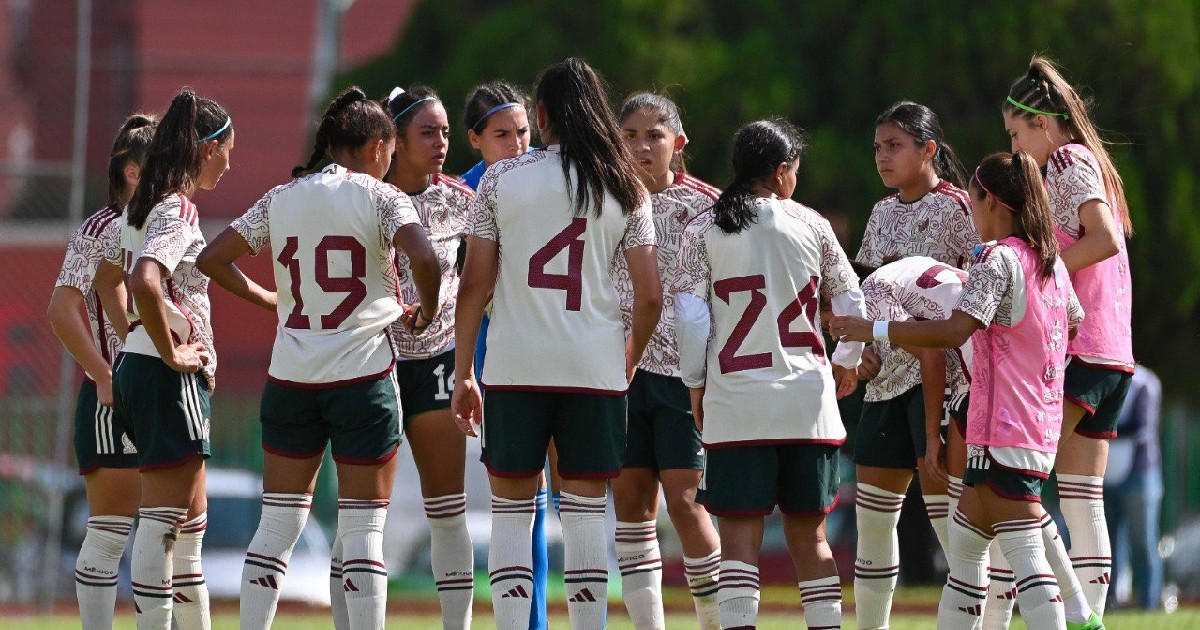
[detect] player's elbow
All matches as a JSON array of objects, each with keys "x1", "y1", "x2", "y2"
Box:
[
  {"x1": 195, "y1": 247, "x2": 219, "y2": 278},
  {"x1": 635, "y1": 283, "x2": 664, "y2": 316}
]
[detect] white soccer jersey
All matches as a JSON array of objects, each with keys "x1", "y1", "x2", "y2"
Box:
[
  {"x1": 613, "y1": 172, "x2": 719, "y2": 377},
  {"x1": 105, "y1": 194, "x2": 216, "y2": 389},
  {"x1": 391, "y1": 173, "x2": 473, "y2": 359},
  {"x1": 673, "y1": 197, "x2": 860, "y2": 446},
  {"x1": 231, "y1": 163, "x2": 418, "y2": 386},
  {"x1": 57, "y1": 206, "x2": 124, "y2": 378},
  {"x1": 856, "y1": 180, "x2": 978, "y2": 270},
  {"x1": 470, "y1": 145, "x2": 656, "y2": 394},
  {"x1": 861, "y1": 256, "x2": 972, "y2": 405}
]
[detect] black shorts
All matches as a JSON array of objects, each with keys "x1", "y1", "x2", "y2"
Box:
[
  {"x1": 260, "y1": 373, "x2": 401, "y2": 465},
  {"x1": 963, "y1": 445, "x2": 1045, "y2": 503},
  {"x1": 1064, "y1": 360, "x2": 1132, "y2": 439},
  {"x1": 74, "y1": 379, "x2": 139, "y2": 474},
  {"x1": 699, "y1": 442, "x2": 840, "y2": 517},
  {"x1": 112, "y1": 352, "x2": 211, "y2": 471},
  {"x1": 853, "y1": 386, "x2": 926, "y2": 469},
  {"x1": 481, "y1": 389, "x2": 626, "y2": 480},
  {"x1": 623, "y1": 371, "x2": 703, "y2": 471},
  {"x1": 396, "y1": 349, "x2": 455, "y2": 422}
]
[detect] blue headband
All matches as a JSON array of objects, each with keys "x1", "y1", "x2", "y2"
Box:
[
  {"x1": 473, "y1": 102, "x2": 521, "y2": 131},
  {"x1": 392, "y1": 97, "x2": 435, "y2": 122},
  {"x1": 197, "y1": 116, "x2": 231, "y2": 143}
]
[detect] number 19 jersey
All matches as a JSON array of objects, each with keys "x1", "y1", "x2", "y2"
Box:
[
  {"x1": 232, "y1": 163, "x2": 420, "y2": 386},
  {"x1": 469, "y1": 146, "x2": 655, "y2": 394}
]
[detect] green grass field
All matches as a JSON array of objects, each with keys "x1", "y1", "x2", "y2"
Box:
[{"x1": 1, "y1": 586, "x2": 1193, "y2": 629}]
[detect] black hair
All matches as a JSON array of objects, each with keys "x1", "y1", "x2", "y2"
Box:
[
  {"x1": 383, "y1": 85, "x2": 440, "y2": 138},
  {"x1": 619, "y1": 91, "x2": 687, "y2": 173},
  {"x1": 712, "y1": 118, "x2": 805, "y2": 234},
  {"x1": 107, "y1": 113, "x2": 157, "y2": 211},
  {"x1": 875, "y1": 101, "x2": 966, "y2": 189},
  {"x1": 293, "y1": 86, "x2": 396, "y2": 178},
  {"x1": 464, "y1": 81, "x2": 530, "y2": 133},
  {"x1": 1004, "y1": 56, "x2": 1131, "y2": 234},
  {"x1": 534, "y1": 57, "x2": 646, "y2": 216},
  {"x1": 127, "y1": 88, "x2": 230, "y2": 230},
  {"x1": 970, "y1": 151, "x2": 1059, "y2": 279}
]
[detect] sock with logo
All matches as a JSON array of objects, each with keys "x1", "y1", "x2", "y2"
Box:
[
  {"x1": 489, "y1": 495, "x2": 536, "y2": 629},
  {"x1": 995, "y1": 517, "x2": 1065, "y2": 629},
  {"x1": 239, "y1": 493, "x2": 312, "y2": 630},
  {"x1": 854, "y1": 483, "x2": 905, "y2": 630},
  {"x1": 1058, "y1": 473, "x2": 1112, "y2": 616},
  {"x1": 683, "y1": 549, "x2": 721, "y2": 630},
  {"x1": 131, "y1": 507, "x2": 187, "y2": 630},
  {"x1": 329, "y1": 532, "x2": 349, "y2": 630},
  {"x1": 799, "y1": 575, "x2": 842, "y2": 629},
  {"x1": 936, "y1": 510, "x2": 991, "y2": 629},
  {"x1": 425, "y1": 493, "x2": 473, "y2": 630},
  {"x1": 560, "y1": 492, "x2": 610, "y2": 628},
  {"x1": 1040, "y1": 512, "x2": 1095, "y2": 623},
  {"x1": 338, "y1": 499, "x2": 389, "y2": 630},
  {"x1": 717, "y1": 560, "x2": 760, "y2": 629},
  {"x1": 615, "y1": 520, "x2": 664, "y2": 629},
  {"x1": 76, "y1": 515, "x2": 133, "y2": 630}
]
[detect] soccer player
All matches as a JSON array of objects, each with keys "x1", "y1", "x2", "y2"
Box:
[
  {"x1": 452, "y1": 58, "x2": 662, "y2": 630},
  {"x1": 675, "y1": 118, "x2": 865, "y2": 630},
  {"x1": 93, "y1": 89, "x2": 232, "y2": 630},
  {"x1": 613, "y1": 91, "x2": 722, "y2": 630},
  {"x1": 48, "y1": 113, "x2": 155, "y2": 629},
  {"x1": 382, "y1": 84, "x2": 477, "y2": 629},
  {"x1": 832, "y1": 151, "x2": 1102, "y2": 630},
  {"x1": 853, "y1": 255, "x2": 973, "y2": 629},
  {"x1": 197, "y1": 87, "x2": 440, "y2": 630},
  {"x1": 1004, "y1": 56, "x2": 1134, "y2": 621}
]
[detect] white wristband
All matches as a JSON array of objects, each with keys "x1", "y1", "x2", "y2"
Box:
[{"x1": 872, "y1": 320, "x2": 890, "y2": 342}]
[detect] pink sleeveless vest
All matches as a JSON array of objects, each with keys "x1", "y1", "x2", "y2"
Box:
[{"x1": 967, "y1": 238, "x2": 1072, "y2": 453}]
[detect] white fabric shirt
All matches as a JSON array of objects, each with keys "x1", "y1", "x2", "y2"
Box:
[
  {"x1": 231, "y1": 163, "x2": 418, "y2": 386},
  {"x1": 673, "y1": 197, "x2": 864, "y2": 446},
  {"x1": 856, "y1": 180, "x2": 978, "y2": 270},
  {"x1": 469, "y1": 145, "x2": 656, "y2": 394},
  {"x1": 57, "y1": 206, "x2": 124, "y2": 378}
]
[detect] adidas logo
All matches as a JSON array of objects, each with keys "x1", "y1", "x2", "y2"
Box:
[
  {"x1": 569, "y1": 588, "x2": 597, "y2": 603},
  {"x1": 343, "y1": 578, "x2": 359, "y2": 592},
  {"x1": 1089, "y1": 572, "x2": 1111, "y2": 585},
  {"x1": 957, "y1": 604, "x2": 982, "y2": 616},
  {"x1": 172, "y1": 593, "x2": 193, "y2": 603},
  {"x1": 501, "y1": 585, "x2": 529, "y2": 599},
  {"x1": 1053, "y1": 594, "x2": 1064, "y2": 602},
  {"x1": 121, "y1": 433, "x2": 138, "y2": 454},
  {"x1": 249, "y1": 574, "x2": 279, "y2": 589}
]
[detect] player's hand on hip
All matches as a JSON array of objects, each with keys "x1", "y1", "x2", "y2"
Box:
[
  {"x1": 452, "y1": 378, "x2": 483, "y2": 437},
  {"x1": 167, "y1": 343, "x2": 209, "y2": 373}
]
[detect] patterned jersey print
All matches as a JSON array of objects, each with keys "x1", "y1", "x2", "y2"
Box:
[
  {"x1": 956, "y1": 242, "x2": 1083, "y2": 330},
  {"x1": 106, "y1": 194, "x2": 215, "y2": 390},
  {"x1": 613, "y1": 172, "x2": 719, "y2": 376},
  {"x1": 856, "y1": 180, "x2": 978, "y2": 269},
  {"x1": 392, "y1": 173, "x2": 473, "y2": 358},
  {"x1": 56, "y1": 206, "x2": 124, "y2": 375},
  {"x1": 1045, "y1": 144, "x2": 1109, "y2": 241}
]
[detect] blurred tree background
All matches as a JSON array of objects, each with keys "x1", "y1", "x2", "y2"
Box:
[{"x1": 341, "y1": 0, "x2": 1200, "y2": 398}]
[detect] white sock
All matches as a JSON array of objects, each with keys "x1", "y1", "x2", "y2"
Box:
[
  {"x1": 489, "y1": 495, "x2": 536, "y2": 630},
  {"x1": 799, "y1": 575, "x2": 842, "y2": 629},
  {"x1": 1058, "y1": 473, "x2": 1112, "y2": 616},
  {"x1": 338, "y1": 499, "x2": 389, "y2": 630},
  {"x1": 947, "y1": 476, "x2": 964, "y2": 516},
  {"x1": 1040, "y1": 512, "x2": 1094, "y2": 623},
  {"x1": 131, "y1": 507, "x2": 187, "y2": 630},
  {"x1": 937, "y1": 510, "x2": 991, "y2": 630},
  {"x1": 240, "y1": 493, "x2": 312, "y2": 630},
  {"x1": 172, "y1": 512, "x2": 211, "y2": 630},
  {"x1": 616, "y1": 520, "x2": 663, "y2": 630},
  {"x1": 717, "y1": 560, "x2": 759, "y2": 629},
  {"x1": 982, "y1": 538, "x2": 1015, "y2": 630},
  {"x1": 425, "y1": 493, "x2": 474, "y2": 630},
  {"x1": 854, "y1": 483, "x2": 904, "y2": 630},
  {"x1": 995, "y1": 517, "x2": 1066, "y2": 629},
  {"x1": 683, "y1": 549, "x2": 721, "y2": 630},
  {"x1": 925, "y1": 493, "x2": 951, "y2": 554},
  {"x1": 329, "y1": 532, "x2": 349, "y2": 630},
  {"x1": 76, "y1": 515, "x2": 133, "y2": 630},
  {"x1": 560, "y1": 492, "x2": 610, "y2": 629}
]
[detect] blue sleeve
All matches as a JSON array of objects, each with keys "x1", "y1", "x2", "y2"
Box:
[
  {"x1": 461, "y1": 160, "x2": 486, "y2": 191},
  {"x1": 473, "y1": 315, "x2": 489, "y2": 383}
]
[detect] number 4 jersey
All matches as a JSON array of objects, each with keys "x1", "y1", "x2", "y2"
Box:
[
  {"x1": 674, "y1": 197, "x2": 864, "y2": 446},
  {"x1": 469, "y1": 145, "x2": 656, "y2": 394},
  {"x1": 232, "y1": 163, "x2": 421, "y2": 386}
]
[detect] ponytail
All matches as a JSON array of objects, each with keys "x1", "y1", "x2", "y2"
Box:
[
  {"x1": 1004, "y1": 56, "x2": 1131, "y2": 235},
  {"x1": 874, "y1": 101, "x2": 966, "y2": 189},
  {"x1": 713, "y1": 118, "x2": 804, "y2": 235},
  {"x1": 971, "y1": 151, "x2": 1059, "y2": 279},
  {"x1": 127, "y1": 88, "x2": 230, "y2": 230},
  {"x1": 107, "y1": 113, "x2": 157, "y2": 211},
  {"x1": 534, "y1": 58, "x2": 645, "y2": 216},
  {"x1": 293, "y1": 86, "x2": 393, "y2": 178}
]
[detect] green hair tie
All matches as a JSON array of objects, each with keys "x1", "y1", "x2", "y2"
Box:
[{"x1": 1006, "y1": 96, "x2": 1070, "y2": 120}]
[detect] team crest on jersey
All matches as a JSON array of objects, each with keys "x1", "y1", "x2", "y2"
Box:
[{"x1": 121, "y1": 434, "x2": 138, "y2": 455}]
